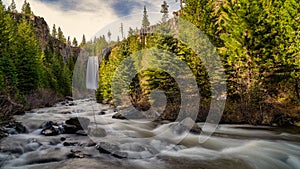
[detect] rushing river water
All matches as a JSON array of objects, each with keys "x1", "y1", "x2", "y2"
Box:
[{"x1": 0, "y1": 99, "x2": 300, "y2": 169}]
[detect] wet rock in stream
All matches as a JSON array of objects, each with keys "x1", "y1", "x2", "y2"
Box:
[
  {"x1": 41, "y1": 121, "x2": 64, "y2": 136},
  {"x1": 98, "y1": 111, "x2": 106, "y2": 115},
  {"x1": 63, "y1": 142, "x2": 79, "y2": 147},
  {"x1": 111, "y1": 151, "x2": 128, "y2": 159},
  {"x1": 40, "y1": 117, "x2": 91, "y2": 136},
  {"x1": 96, "y1": 142, "x2": 128, "y2": 159},
  {"x1": 67, "y1": 149, "x2": 92, "y2": 159},
  {"x1": 65, "y1": 117, "x2": 90, "y2": 130},
  {"x1": 63, "y1": 124, "x2": 78, "y2": 134},
  {"x1": 60, "y1": 100, "x2": 76, "y2": 106},
  {"x1": 112, "y1": 112, "x2": 127, "y2": 120},
  {"x1": 4, "y1": 121, "x2": 28, "y2": 134}
]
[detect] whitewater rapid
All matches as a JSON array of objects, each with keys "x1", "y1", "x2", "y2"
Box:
[{"x1": 0, "y1": 99, "x2": 299, "y2": 169}]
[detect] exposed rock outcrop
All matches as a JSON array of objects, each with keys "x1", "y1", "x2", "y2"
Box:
[{"x1": 10, "y1": 13, "x2": 81, "y2": 60}]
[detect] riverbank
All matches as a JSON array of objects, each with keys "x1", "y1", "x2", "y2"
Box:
[
  {"x1": 99, "y1": 97, "x2": 300, "y2": 128},
  {"x1": 0, "y1": 89, "x2": 73, "y2": 140}
]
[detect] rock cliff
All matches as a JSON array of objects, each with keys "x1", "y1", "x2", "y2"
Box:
[{"x1": 10, "y1": 13, "x2": 80, "y2": 59}]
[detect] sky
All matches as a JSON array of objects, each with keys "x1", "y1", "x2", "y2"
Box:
[{"x1": 3, "y1": 0, "x2": 180, "y2": 42}]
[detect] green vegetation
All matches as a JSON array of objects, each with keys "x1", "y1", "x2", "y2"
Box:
[
  {"x1": 142, "y1": 6, "x2": 150, "y2": 29},
  {"x1": 161, "y1": 1, "x2": 169, "y2": 23},
  {"x1": 0, "y1": 0, "x2": 299, "y2": 126},
  {"x1": 94, "y1": 0, "x2": 300, "y2": 126},
  {"x1": 0, "y1": 1, "x2": 77, "y2": 121}
]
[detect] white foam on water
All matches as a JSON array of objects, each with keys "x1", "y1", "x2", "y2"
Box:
[{"x1": 1, "y1": 99, "x2": 300, "y2": 169}]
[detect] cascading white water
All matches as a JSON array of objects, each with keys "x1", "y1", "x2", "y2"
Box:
[
  {"x1": 0, "y1": 99, "x2": 299, "y2": 169},
  {"x1": 86, "y1": 56, "x2": 99, "y2": 90}
]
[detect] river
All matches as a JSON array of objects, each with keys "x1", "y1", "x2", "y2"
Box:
[{"x1": 0, "y1": 99, "x2": 300, "y2": 169}]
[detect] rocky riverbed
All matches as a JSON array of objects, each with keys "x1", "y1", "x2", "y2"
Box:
[{"x1": 0, "y1": 99, "x2": 300, "y2": 169}]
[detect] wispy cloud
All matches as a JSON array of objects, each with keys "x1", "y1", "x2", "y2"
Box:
[{"x1": 3, "y1": 0, "x2": 180, "y2": 42}]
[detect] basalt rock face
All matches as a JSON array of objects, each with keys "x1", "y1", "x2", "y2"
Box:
[
  {"x1": 10, "y1": 13, "x2": 81, "y2": 59},
  {"x1": 10, "y1": 13, "x2": 51, "y2": 49}
]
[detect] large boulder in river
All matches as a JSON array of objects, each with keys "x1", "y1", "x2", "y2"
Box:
[
  {"x1": 41, "y1": 121, "x2": 64, "y2": 136},
  {"x1": 96, "y1": 142, "x2": 120, "y2": 154},
  {"x1": 65, "y1": 117, "x2": 90, "y2": 130},
  {"x1": 63, "y1": 124, "x2": 79, "y2": 134}
]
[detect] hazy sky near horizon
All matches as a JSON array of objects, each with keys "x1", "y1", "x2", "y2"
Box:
[{"x1": 3, "y1": 0, "x2": 180, "y2": 42}]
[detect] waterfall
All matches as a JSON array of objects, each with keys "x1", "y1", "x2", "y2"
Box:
[{"x1": 86, "y1": 56, "x2": 99, "y2": 90}]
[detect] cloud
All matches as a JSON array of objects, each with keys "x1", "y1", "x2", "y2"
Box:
[
  {"x1": 112, "y1": 0, "x2": 144, "y2": 16},
  {"x1": 3, "y1": 0, "x2": 180, "y2": 42}
]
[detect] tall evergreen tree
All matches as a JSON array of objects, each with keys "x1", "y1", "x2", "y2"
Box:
[
  {"x1": 80, "y1": 34, "x2": 86, "y2": 47},
  {"x1": 21, "y1": 0, "x2": 32, "y2": 15},
  {"x1": 160, "y1": 1, "x2": 169, "y2": 23},
  {"x1": 107, "y1": 30, "x2": 111, "y2": 42},
  {"x1": 8, "y1": 0, "x2": 17, "y2": 13},
  {"x1": 15, "y1": 18, "x2": 40, "y2": 93},
  {"x1": 142, "y1": 6, "x2": 150, "y2": 29},
  {"x1": 182, "y1": 0, "x2": 221, "y2": 46},
  {"x1": 72, "y1": 37, "x2": 78, "y2": 47},
  {"x1": 52, "y1": 24, "x2": 57, "y2": 38},
  {"x1": 0, "y1": 2, "x2": 18, "y2": 95},
  {"x1": 67, "y1": 36, "x2": 71, "y2": 46},
  {"x1": 120, "y1": 23, "x2": 124, "y2": 39},
  {"x1": 57, "y1": 26, "x2": 65, "y2": 42}
]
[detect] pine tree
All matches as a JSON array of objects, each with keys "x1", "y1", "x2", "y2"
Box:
[
  {"x1": 0, "y1": 1, "x2": 18, "y2": 95},
  {"x1": 218, "y1": 0, "x2": 300, "y2": 115},
  {"x1": 8, "y1": 0, "x2": 17, "y2": 13},
  {"x1": 21, "y1": 0, "x2": 32, "y2": 15},
  {"x1": 67, "y1": 36, "x2": 71, "y2": 46},
  {"x1": 72, "y1": 37, "x2": 78, "y2": 47},
  {"x1": 161, "y1": 1, "x2": 169, "y2": 23},
  {"x1": 80, "y1": 34, "x2": 86, "y2": 47},
  {"x1": 57, "y1": 27, "x2": 66, "y2": 42},
  {"x1": 120, "y1": 23, "x2": 124, "y2": 39},
  {"x1": 107, "y1": 30, "x2": 111, "y2": 42},
  {"x1": 142, "y1": 6, "x2": 150, "y2": 29},
  {"x1": 15, "y1": 18, "x2": 40, "y2": 93},
  {"x1": 52, "y1": 24, "x2": 57, "y2": 38},
  {"x1": 182, "y1": 0, "x2": 221, "y2": 46}
]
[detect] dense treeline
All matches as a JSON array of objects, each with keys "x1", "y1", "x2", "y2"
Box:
[
  {"x1": 95, "y1": 0, "x2": 299, "y2": 126},
  {"x1": 0, "y1": 1, "x2": 76, "y2": 121}
]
